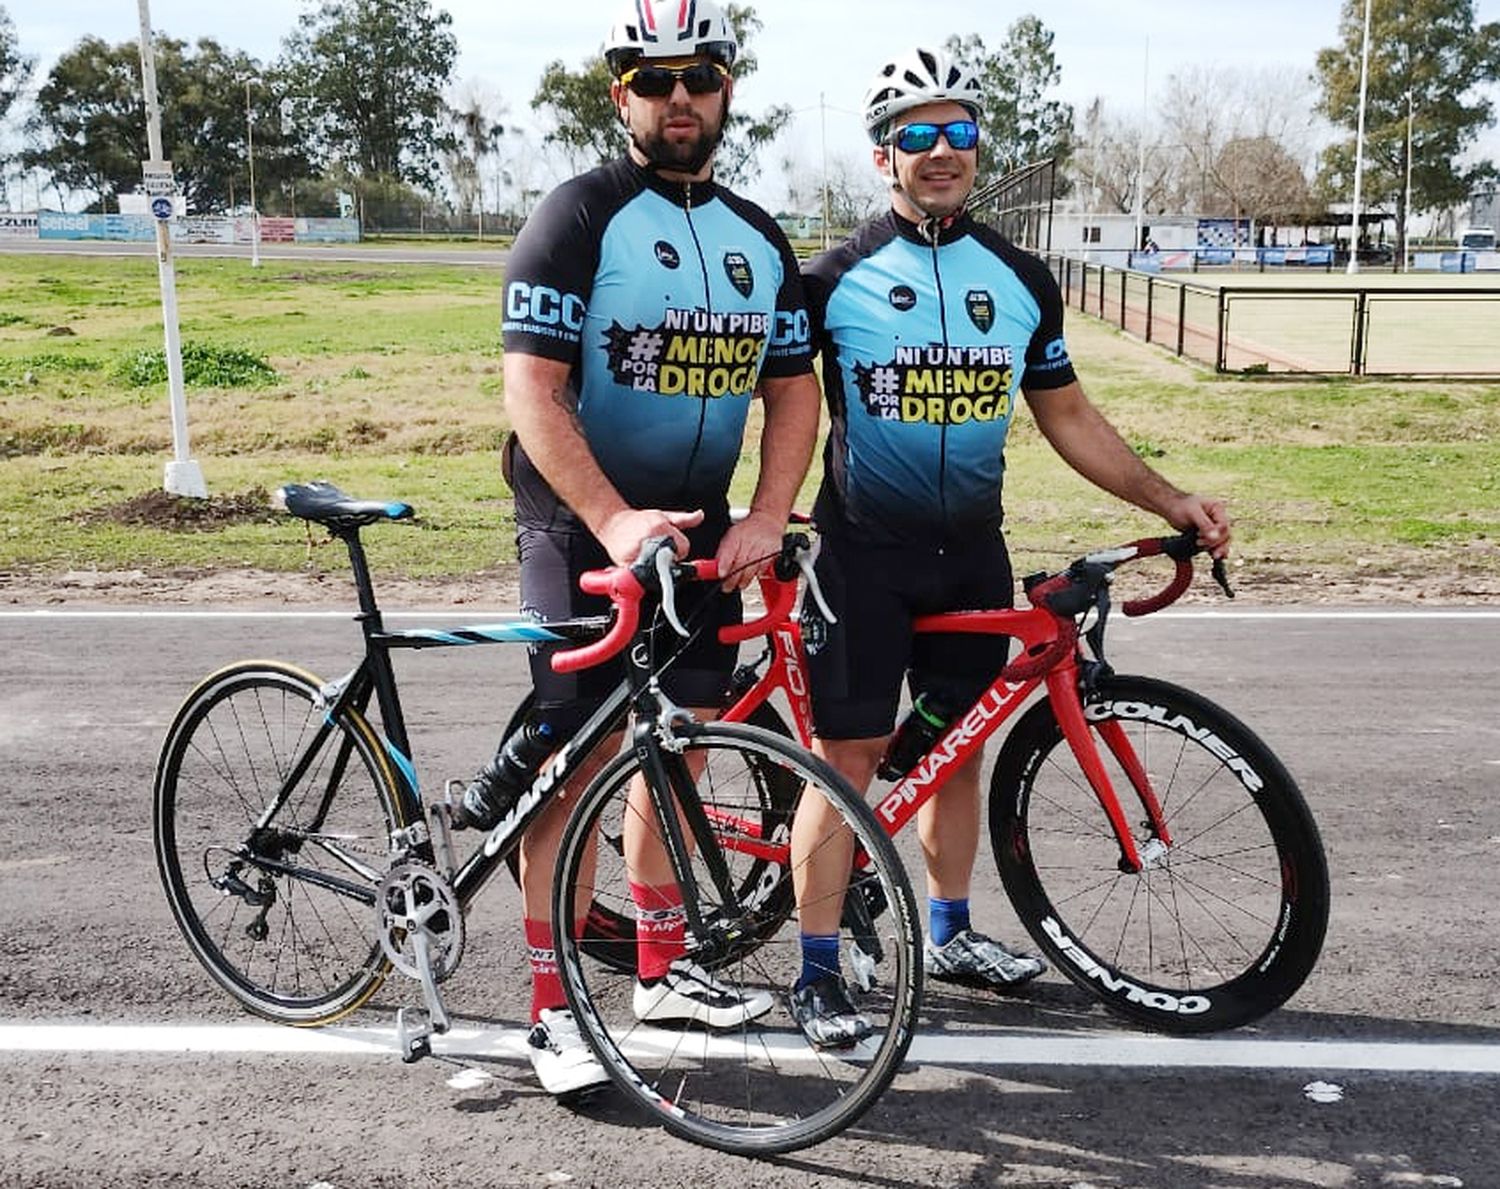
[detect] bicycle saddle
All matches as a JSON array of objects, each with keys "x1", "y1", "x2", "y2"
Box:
[{"x1": 274, "y1": 481, "x2": 414, "y2": 528}]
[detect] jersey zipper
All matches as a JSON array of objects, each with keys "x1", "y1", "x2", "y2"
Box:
[
  {"x1": 679, "y1": 181, "x2": 712, "y2": 503},
  {"x1": 926, "y1": 223, "x2": 952, "y2": 541}
]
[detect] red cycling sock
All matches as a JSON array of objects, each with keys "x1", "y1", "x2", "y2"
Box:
[
  {"x1": 525, "y1": 917, "x2": 565, "y2": 1022},
  {"x1": 630, "y1": 881, "x2": 686, "y2": 982}
]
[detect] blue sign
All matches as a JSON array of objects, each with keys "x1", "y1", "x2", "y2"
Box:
[{"x1": 151, "y1": 197, "x2": 173, "y2": 221}]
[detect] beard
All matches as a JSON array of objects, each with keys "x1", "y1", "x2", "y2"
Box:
[{"x1": 632, "y1": 103, "x2": 725, "y2": 174}]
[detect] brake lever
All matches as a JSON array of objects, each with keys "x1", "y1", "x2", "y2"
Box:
[
  {"x1": 1211, "y1": 557, "x2": 1236, "y2": 600},
  {"x1": 796, "y1": 548, "x2": 838, "y2": 625},
  {"x1": 656, "y1": 546, "x2": 690, "y2": 637}
]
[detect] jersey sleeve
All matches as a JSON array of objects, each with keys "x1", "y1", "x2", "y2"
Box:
[
  {"x1": 501, "y1": 179, "x2": 599, "y2": 364},
  {"x1": 760, "y1": 227, "x2": 815, "y2": 379},
  {"x1": 1017, "y1": 256, "x2": 1077, "y2": 392}
]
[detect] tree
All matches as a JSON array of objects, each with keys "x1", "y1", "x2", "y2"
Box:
[
  {"x1": 279, "y1": 0, "x2": 459, "y2": 189},
  {"x1": 1, "y1": 5, "x2": 32, "y2": 127},
  {"x1": 1, "y1": 5, "x2": 35, "y2": 189},
  {"x1": 446, "y1": 82, "x2": 508, "y2": 222},
  {"x1": 530, "y1": 3, "x2": 791, "y2": 186},
  {"x1": 23, "y1": 34, "x2": 307, "y2": 213},
  {"x1": 1315, "y1": 0, "x2": 1500, "y2": 259},
  {"x1": 946, "y1": 19, "x2": 1074, "y2": 182}
]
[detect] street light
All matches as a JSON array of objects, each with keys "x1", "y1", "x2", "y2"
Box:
[{"x1": 1347, "y1": 0, "x2": 1374, "y2": 275}]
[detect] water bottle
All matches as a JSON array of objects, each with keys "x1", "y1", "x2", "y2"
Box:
[
  {"x1": 458, "y1": 718, "x2": 557, "y2": 830},
  {"x1": 877, "y1": 692, "x2": 957, "y2": 781}
]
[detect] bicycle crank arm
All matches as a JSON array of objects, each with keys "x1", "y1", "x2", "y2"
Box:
[{"x1": 397, "y1": 930, "x2": 452, "y2": 1064}]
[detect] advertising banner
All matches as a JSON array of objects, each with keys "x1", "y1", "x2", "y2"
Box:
[{"x1": 0, "y1": 211, "x2": 38, "y2": 238}]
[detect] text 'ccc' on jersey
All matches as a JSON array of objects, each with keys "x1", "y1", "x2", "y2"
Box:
[
  {"x1": 804, "y1": 210, "x2": 1077, "y2": 546},
  {"x1": 502, "y1": 157, "x2": 813, "y2": 528}
]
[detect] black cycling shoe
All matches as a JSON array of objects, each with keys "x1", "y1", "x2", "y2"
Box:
[{"x1": 789, "y1": 974, "x2": 873, "y2": 1049}]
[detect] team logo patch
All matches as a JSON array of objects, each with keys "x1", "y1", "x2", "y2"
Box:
[
  {"x1": 889, "y1": 285, "x2": 917, "y2": 311},
  {"x1": 966, "y1": 289, "x2": 995, "y2": 333},
  {"x1": 723, "y1": 252, "x2": 754, "y2": 298},
  {"x1": 801, "y1": 597, "x2": 828, "y2": 656},
  {"x1": 655, "y1": 240, "x2": 681, "y2": 269}
]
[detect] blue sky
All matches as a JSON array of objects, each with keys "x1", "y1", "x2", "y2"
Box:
[{"x1": 10, "y1": 0, "x2": 1500, "y2": 208}]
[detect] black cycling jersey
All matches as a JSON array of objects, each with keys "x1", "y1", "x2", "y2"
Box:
[
  {"x1": 502, "y1": 156, "x2": 814, "y2": 531},
  {"x1": 804, "y1": 209, "x2": 1078, "y2": 547}
]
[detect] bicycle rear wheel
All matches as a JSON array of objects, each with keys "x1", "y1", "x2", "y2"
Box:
[
  {"x1": 554, "y1": 721, "x2": 920, "y2": 1155},
  {"x1": 991, "y1": 674, "x2": 1329, "y2": 1034},
  {"x1": 154, "y1": 661, "x2": 406, "y2": 1024}
]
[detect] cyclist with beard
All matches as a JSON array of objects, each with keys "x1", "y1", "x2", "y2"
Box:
[
  {"x1": 476, "y1": 0, "x2": 820, "y2": 1099},
  {"x1": 785, "y1": 46, "x2": 1232, "y2": 1046}
]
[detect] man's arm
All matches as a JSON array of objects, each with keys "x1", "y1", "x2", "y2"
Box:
[
  {"x1": 714, "y1": 371, "x2": 823, "y2": 590},
  {"x1": 1023, "y1": 379, "x2": 1231, "y2": 557},
  {"x1": 504, "y1": 351, "x2": 702, "y2": 564}
]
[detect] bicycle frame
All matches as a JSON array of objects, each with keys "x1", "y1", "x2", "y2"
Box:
[
  {"x1": 718, "y1": 574, "x2": 1171, "y2": 875},
  {"x1": 265, "y1": 524, "x2": 746, "y2": 927}
]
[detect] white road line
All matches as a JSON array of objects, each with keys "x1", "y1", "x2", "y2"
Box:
[
  {"x1": 2, "y1": 1022, "x2": 1497, "y2": 1074},
  {"x1": 4, "y1": 609, "x2": 1499, "y2": 622}
]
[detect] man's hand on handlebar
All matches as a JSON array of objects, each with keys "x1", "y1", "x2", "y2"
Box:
[
  {"x1": 715, "y1": 507, "x2": 785, "y2": 592},
  {"x1": 597, "y1": 507, "x2": 705, "y2": 567},
  {"x1": 1165, "y1": 494, "x2": 1232, "y2": 560}
]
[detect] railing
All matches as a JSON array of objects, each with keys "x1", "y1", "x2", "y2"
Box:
[{"x1": 1044, "y1": 252, "x2": 1500, "y2": 378}]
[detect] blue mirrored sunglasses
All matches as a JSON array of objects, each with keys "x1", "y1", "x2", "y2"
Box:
[{"x1": 890, "y1": 120, "x2": 980, "y2": 153}]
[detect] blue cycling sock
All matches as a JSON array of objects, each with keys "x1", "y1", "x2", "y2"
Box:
[
  {"x1": 929, "y1": 897, "x2": 971, "y2": 947},
  {"x1": 797, "y1": 933, "x2": 841, "y2": 991}
]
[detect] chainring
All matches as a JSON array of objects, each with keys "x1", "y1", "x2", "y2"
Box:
[{"x1": 376, "y1": 861, "x2": 465, "y2": 982}]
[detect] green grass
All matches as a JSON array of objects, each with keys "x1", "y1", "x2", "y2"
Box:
[{"x1": 2, "y1": 250, "x2": 1497, "y2": 593}]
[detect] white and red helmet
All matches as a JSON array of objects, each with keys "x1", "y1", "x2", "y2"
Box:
[
  {"x1": 862, "y1": 47, "x2": 983, "y2": 144},
  {"x1": 605, "y1": 0, "x2": 739, "y2": 77}
]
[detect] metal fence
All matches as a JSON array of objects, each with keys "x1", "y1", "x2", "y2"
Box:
[{"x1": 1045, "y1": 253, "x2": 1500, "y2": 378}]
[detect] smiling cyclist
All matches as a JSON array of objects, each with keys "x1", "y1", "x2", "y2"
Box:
[{"x1": 786, "y1": 45, "x2": 1233, "y2": 1046}]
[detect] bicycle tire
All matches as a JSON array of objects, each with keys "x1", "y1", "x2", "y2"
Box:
[
  {"x1": 502, "y1": 695, "x2": 801, "y2": 973},
  {"x1": 991, "y1": 673, "x2": 1329, "y2": 1034},
  {"x1": 553, "y1": 720, "x2": 921, "y2": 1155},
  {"x1": 154, "y1": 661, "x2": 407, "y2": 1025}
]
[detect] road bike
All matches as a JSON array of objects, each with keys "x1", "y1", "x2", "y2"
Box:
[
  {"x1": 554, "y1": 525, "x2": 1331, "y2": 1035},
  {"x1": 152, "y1": 481, "x2": 922, "y2": 1156}
]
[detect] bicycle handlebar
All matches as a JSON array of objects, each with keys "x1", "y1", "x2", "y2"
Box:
[
  {"x1": 549, "y1": 535, "x2": 812, "y2": 674},
  {"x1": 1023, "y1": 529, "x2": 1233, "y2": 623}
]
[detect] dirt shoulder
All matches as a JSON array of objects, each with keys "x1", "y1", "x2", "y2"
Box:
[{"x1": 4, "y1": 564, "x2": 1498, "y2": 609}]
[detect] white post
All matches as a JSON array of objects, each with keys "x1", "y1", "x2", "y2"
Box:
[
  {"x1": 246, "y1": 79, "x2": 260, "y2": 268},
  {"x1": 1133, "y1": 37, "x2": 1150, "y2": 267},
  {"x1": 1347, "y1": 0, "x2": 1374, "y2": 275},
  {"x1": 137, "y1": 0, "x2": 206, "y2": 498},
  {"x1": 820, "y1": 93, "x2": 830, "y2": 251}
]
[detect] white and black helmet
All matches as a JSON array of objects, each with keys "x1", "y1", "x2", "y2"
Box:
[
  {"x1": 862, "y1": 47, "x2": 983, "y2": 144},
  {"x1": 605, "y1": 0, "x2": 739, "y2": 77}
]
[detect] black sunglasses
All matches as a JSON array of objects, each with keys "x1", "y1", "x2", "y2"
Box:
[
  {"x1": 890, "y1": 120, "x2": 980, "y2": 153},
  {"x1": 620, "y1": 61, "x2": 729, "y2": 98}
]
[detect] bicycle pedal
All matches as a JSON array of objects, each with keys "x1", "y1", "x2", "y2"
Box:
[{"x1": 396, "y1": 1005, "x2": 438, "y2": 1064}]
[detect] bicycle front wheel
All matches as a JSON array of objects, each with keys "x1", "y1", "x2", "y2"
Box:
[
  {"x1": 991, "y1": 674, "x2": 1329, "y2": 1034},
  {"x1": 153, "y1": 661, "x2": 407, "y2": 1025},
  {"x1": 554, "y1": 721, "x2": 921, "y2": 1155}
]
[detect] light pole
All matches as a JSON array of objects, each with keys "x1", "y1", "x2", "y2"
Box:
[
  {"x1": 1347, "y1": 0, "x2": 1374, "y2": 275},
  {"x1": 1402, "y1": 88, "x2": 1414, "y2": 272},
  {"x1": 246, "y1": 79, "x2": 260, "y2": 267},
  {"x1": 136, "y1": 0, "x2": 206, "y2": 499}
]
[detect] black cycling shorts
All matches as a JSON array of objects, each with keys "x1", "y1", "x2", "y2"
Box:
[
  {"x1": 518, "y1": 520, "x2": 742, "y2": 731},
  {"x1": 802, "y1": 532, "x2": 1014, "y2": 740}
]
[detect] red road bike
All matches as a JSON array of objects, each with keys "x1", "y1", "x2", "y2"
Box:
[{"x1": 559, "y1": 527, "x2": 1330, "y2": 1035}]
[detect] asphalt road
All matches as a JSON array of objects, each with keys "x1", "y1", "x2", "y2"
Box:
[{"x1": 1, "y1": 606, "x2": 1497, "y2": 1188}]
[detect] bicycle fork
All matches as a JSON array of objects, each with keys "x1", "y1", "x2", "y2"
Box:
[{"x1": 1045, "y1": 664, "x2": 1171, "y2": 874}]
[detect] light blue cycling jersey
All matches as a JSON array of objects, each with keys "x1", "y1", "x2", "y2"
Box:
[
  {"x1": 804, "y1": 210, "x2": 1076, "y2": 546},
  {"x1": 502, "y1": 157, "x2": 813, "y2": 529}
]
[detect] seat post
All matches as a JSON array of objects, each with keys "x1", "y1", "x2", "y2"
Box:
[{"x1": 339, "y1": 528, "x2": 384, "y2": 630}]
